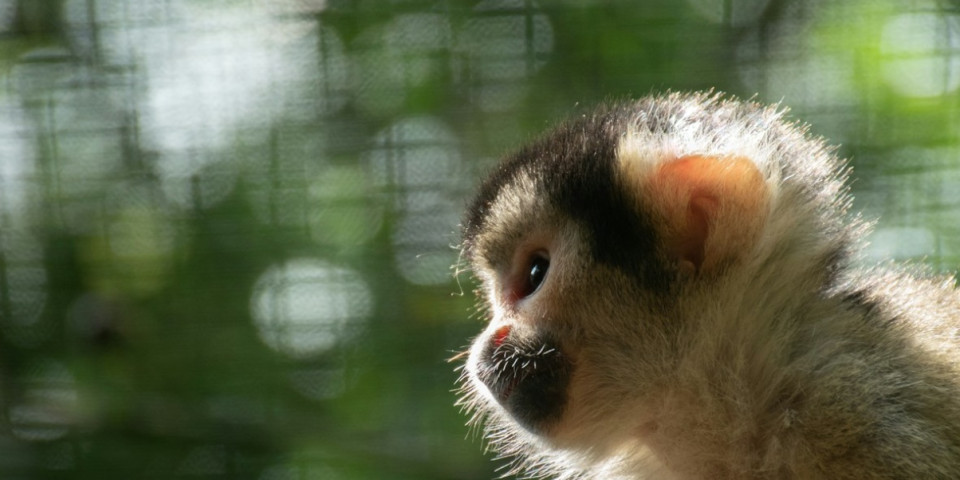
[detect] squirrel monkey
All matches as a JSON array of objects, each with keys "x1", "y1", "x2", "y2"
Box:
[{"x1": 455, "y1": 92, "x2": 960, "y2": 479}]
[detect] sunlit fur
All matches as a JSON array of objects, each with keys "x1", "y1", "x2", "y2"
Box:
[{"x1": 456, "y1": 92, "x2": 960, "y2": 479}]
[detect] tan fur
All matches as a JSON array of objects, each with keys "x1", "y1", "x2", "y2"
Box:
[
  {"x1": 456, "y1": 92, "x2": 960, "y2": 479},
  {"x1": 642, "y1": 154, "x2": 770, "y2": 273}
]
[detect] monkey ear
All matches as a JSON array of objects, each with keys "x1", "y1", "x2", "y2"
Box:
[{"x1": 647, "y1": 155, "x2": 770, "y2": 274}]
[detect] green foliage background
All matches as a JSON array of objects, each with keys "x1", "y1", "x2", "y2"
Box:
[{"x1": 0, "y1": 0, "x2": 958, "y2": 478}]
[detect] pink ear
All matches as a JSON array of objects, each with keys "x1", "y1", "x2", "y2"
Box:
[{"x1": 648, "y1": 155, "x2": 769, "y2": 273}]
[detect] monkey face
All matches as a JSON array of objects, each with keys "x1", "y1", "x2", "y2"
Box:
[
  {"x1": 462, "y1": 219, "x2": 586, "y2": 437},
  {"x1": 460, "y1": 212, "x2": 672, "y2": 451},
  {"x1": 458, "y1": 153, "x2": 681, "y2": 456}
]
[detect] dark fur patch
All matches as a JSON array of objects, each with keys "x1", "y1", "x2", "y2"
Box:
[
  {"x1": 476, "y1": 329, "x2": 571, "y2": 433},
  {"x1": 462, "y1": 102, "x2": 671, "y2": 291}
]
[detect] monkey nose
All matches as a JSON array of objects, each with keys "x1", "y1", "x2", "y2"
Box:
[{"x1": 492, "y1": 325, "x2": 511, "y2": 346}]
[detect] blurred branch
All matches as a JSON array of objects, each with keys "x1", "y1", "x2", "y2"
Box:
[{"x1": 14, "y1": 0, "x2": 64, "y2": 38}]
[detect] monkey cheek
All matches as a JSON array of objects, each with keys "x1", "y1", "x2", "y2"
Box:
[{"x1": 473, "y1": 327, "x2": 572, "y2": 435}]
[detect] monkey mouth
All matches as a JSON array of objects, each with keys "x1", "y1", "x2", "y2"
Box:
[{"x1": 475, "y1": 326, "x2": 571, "y2": 433}]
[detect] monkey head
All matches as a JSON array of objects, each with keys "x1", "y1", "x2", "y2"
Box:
[{"x1": 455, "y1": 93, "x2": 859, "y2": 477}]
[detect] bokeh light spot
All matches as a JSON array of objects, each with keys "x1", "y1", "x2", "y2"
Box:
[
  {"x1": 881, "y1": 12, "x2": 960, "y2": 98},
  {"x1": 367, "y1": 117, "x2": 464, "y2": 285},
  {"x1": 865, "y1": 227, "x2": 937, "y2": 260},
  {"x1": 251, "y1": 259, "x2": 371, "y2": 358},
  {"x1": 9, "y1": 361, "x2": 78, "y2": 442}
]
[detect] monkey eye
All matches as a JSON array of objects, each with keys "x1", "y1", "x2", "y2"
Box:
[{"x1": 520, "y1": 254, "x2": 549, "y2": 298}]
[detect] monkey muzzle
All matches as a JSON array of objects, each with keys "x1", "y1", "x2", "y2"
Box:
[{"x1": 474, "y1": 325, "x2": 572, "y2": 434}]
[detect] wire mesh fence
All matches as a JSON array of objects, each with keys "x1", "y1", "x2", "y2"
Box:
[{"x1": 0, "y1": 0, "x2": 958, "y2": 478}]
